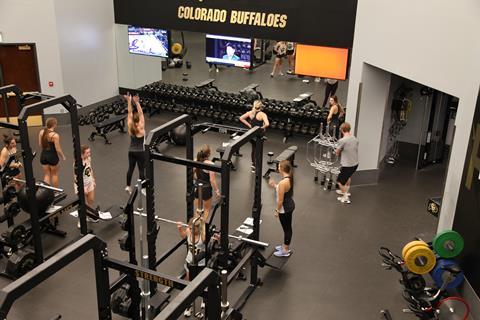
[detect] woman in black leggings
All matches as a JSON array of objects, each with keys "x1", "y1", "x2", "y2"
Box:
[
  {"x1": 124, "y1": 94, "x2": 146, "y2": 194},
  {"x1": 268, "y1": 160, "x2": 295, "y2": 257}
]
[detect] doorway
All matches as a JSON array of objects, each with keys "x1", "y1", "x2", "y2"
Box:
[{"x1": 0, "y1": 43, "x2": 42, "y2": 121}]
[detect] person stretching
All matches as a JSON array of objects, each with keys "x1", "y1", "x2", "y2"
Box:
[
  {"x1": 125, "y1": 94, "x2": 146, "y2": 194},
  {"x1": 268, "y1": 160, "x2": 295, "y2": 257}
]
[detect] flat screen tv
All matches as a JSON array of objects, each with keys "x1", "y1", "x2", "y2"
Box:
[
  {"x1": 205, "y1": 34, "x2": 252, "y2": 69},
  {"x1": 128, "y1": 26, "x2": 169, "y2": 58},
  {"x1": 294, "y1": 44, "x2": 349, "y2": 80}
]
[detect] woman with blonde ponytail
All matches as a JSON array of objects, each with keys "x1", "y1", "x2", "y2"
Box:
[
  {"x1": 124, "y1": 94, "x2": 146, "y2": 194},
  {"x1": 239, "y1": 100, "x2": 269, "y2": 172}
]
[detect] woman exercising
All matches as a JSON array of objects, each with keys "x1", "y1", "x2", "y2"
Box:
[
  {"x1": 177, "y1": 217, "x2": 207, "y2": 316},
  {"x1": 0, "y1": 134, "x2": 22, "y2": 189},
  {"x1": 327, "y1": 95, "x2": 344, "y2": 138},
  {"x1": 125, "y1": 94, "x2": 146, "y2": 194},
  {"x1": 195, "y1": 145, "x2": 220, "y2": 219},
  {"x1": 39, "y1": 117, "x2": 66, "y2": 188},
  {"x1": 268, "y1": 160, "x2": 295, "y2": 257},
  {"x1": 74, "y1": 145, "x2": 99, "y2": 225},
  {"x1": 240, "y1": 100, "x2": 269, "y2": 172}
]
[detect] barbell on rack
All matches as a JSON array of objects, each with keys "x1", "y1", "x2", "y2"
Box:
[
  {"x1": 12, "y1": 178, "x2": 64, "y2": 193},
  {"x1": 133, "y1": 211, "x2": 269, "y2": 248}
]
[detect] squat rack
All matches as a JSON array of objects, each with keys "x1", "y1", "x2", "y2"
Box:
[
  {"x1": 143, "y1": 114, "x2": 264, "y2": 304},
  {"x1": 17, "y1": 95, "x2": 88, "y2": 263}
]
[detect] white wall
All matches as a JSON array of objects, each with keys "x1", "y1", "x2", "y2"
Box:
[
  {"x1": 0, "y1": 0, "x2": 64, "y2": 101},
  {"x1": 355, "y1": 64, "x2": 391, "y2": 171},
  {"x1": 53, "y1": 0, "x2": 118, "y2": 107},
  {"x1": 115, "y1": 24, "x2": 163, "y2": 89},
  {"x1": 346, "y1": 0, "x2": 480, "y2": 232}
]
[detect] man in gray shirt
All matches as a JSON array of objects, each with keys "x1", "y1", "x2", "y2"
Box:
[{"x1": 335, "y1": 122, "x2": 359, "y2": 204}]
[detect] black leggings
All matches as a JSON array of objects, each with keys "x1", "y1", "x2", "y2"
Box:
[
  {"x1": 322, "y1": 81, "x2": 339, "y2": 108},
  {"x1": 126, "y1": 151, "x2": 146, "y2": 186},
  {"x1": 278, "y1": 211, "x2": 293, "y2": 246}
]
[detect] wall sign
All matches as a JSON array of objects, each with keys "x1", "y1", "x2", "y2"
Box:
[
  {"x1": 453, "y1": 88, "x2": 480, "y2": 295},
  {"x1": 113, "y1": 0, "x2": 358, "y2": 48}
]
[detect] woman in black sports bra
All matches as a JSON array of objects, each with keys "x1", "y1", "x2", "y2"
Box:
[
  {"x1": 327, "y1": 95, "x2": 344, "y2": 138},
  {"x1": 194, "y1": 145, "x2": 220, "y2": 219},
  {"x1": 39, "y1": 117, "x2": 66, "y2": 188},
  {"x1": 240, "y1": 100, "x2": 270, "y2": 172},
  {"x1": 268, "y1": 160, "x2": 295, "y2": 257}
]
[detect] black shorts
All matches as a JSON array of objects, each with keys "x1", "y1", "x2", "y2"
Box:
[
  {"x1": 337, "y1": 165, "x2": 358, "y2": 185},
  {"x1": 286, "y1": 50, "x2": 295, "y2": 56},
  {"x1": 275, "y1": 54, "x2": 286, "y2": 59},
  {"x1": 40, "y1": 150, "x2": 59, "y2": 166},
  {"x1": 194, "y1": 184, "x2": 213, "y2": 201}
]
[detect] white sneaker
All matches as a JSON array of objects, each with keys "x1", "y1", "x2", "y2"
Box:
[
  {"x1": 141, "y1": 188, "x2": 146, "y2": 196},
  {"x1": 335, "y1": 190, "x2": 351, "y2": 197},
  {"x1": 125, "y1": 186, "x2": 132, "y2": 194},
  {"x1": 77, "y1": 221, "x2": 81, "y2": 229},
  {"x1": 184, "y1": 306, "x2": 193, "y2": 317},
  {"x1": 279, "y1": 72, "x2": 285, "y2": 76},
  {"x1": 201, "y1": 301, "x2": 205, "y2": 309},
  {"x1": 337, "y1": 196, "x2": 351, "y2": 204},
  {"x1": 215, "y1": 68, "x2": 219, "y2": 73}
]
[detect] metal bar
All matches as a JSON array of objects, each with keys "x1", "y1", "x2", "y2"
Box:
[
  {"x1": 144, "y1": 114, "x2": 191, "y2": 147},
  {"x1": 0, "y1": 234, "x2": 106, "y2": 319},
  {"x1": 17, "y1": 95, "x2": 75, "y2": 119},
  {"x1": 0, "y1": 121, "x2": 19, "y2": 130},
  {"x1": 228, "y1": 235, "x2": 268, "y2": 248},
  {"x1": 104, "y1": 258, "x2": 188, "y2": 290},
  {"x1": 221, "y1": 126, "x2": 262, "y2": 162},
  {"x1": 251, "y1": 134, "x2": 263, "y2": 285},
  {"x1": 186, "y1": 122, "x2": 194, "y2": 221},
  {"x1": 93, "y1": 242, "x2": 111, "y2": 320},
  {"x1": 155, "y1": 238, "x2": 186, "y2": 268},
  {"x1": 12, "y1": 178, "x2": 64, "y2": 192},
  {"x1": 219, "y1": 161, "x2": 230, "y2": 270},
  {"x1": 150, "y1": 153, "x2": 222, "y2": 173},
  {"x1": 146, "y1": 149, "x2": 158, "y2": 296},
  {"x1": 227, "y1": 248, "x2": 253, "y2": 285},
  {"x1": 109, "y1": 274, "x2": 128, "y2": 294},
  {"x1": 154, "y1": 268, "x2": 220, "y2": 320}
]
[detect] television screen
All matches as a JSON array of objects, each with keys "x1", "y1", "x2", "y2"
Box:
[
  {"x1": 205, "y1": 34, "x2": 252, "y2": 69},
  {"x1": 294, "y1": 44, "x2": 349, "y2": 80},
  {"x1": 128, "y1": 26, "x2": 169, "y2": 58}
]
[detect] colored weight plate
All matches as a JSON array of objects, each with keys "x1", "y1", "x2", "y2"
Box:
[
  {"x1": 437, "y1": 296, "x2": 470, "y2": 320},
  {"x1": 431, "y1": 259, "x2": 464, "y2": 290},
  {"x1": 402, "y1": 240, "x2": 429, "y2": 260},
  {"x1": 404, "y1": 244, "x2": 436, "y2": 275},
  {"x1": 433, "y1": 230, "x2": 464, "y2": 258}
]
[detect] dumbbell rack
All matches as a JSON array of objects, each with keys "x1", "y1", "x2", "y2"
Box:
[{"x1": 307, "y1": 124, "x2": 340, "y2": 190}]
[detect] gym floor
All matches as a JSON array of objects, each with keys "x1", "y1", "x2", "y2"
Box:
[{"x1": 0, "y1": 32, "x2": 444, "y2": 319}]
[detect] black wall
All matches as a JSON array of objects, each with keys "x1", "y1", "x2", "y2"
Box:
[
  {"x1": 453, "y1": 89, "x2": 480, "y2": 294},
  {"x1": 113, "y1": 0, "x2": 358, "y2": 48}
]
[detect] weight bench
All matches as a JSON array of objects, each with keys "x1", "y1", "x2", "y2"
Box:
[
  {"x1": 263, "y1": 146, "x2": 298, "y2": 179},
  {"x1": 195, "y1": 78, "x2": 218, "y2": 90},
  {"x1": 88, "y1": 114, "x2": 127, "y2": 144}
]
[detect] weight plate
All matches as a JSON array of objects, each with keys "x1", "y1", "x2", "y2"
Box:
[
  {"x1": 433, "y1": 230, "x2": 464, "y2": 258},
  {"x1": 431, "y1": 259, "x2": 464, "y2": 290},
  {"x1": 437, "y1": 296, "x2": 470, "y2": 320},
  {"x1": 404, "y1": 244, "x2": 436, "y2": 274},
  {"x1": 402, "y1": 240, "x2": 429, "y2": 259}
]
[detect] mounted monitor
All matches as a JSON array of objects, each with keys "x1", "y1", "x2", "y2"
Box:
[
  {"x1": 294, "y1": 44, "x2": 349, "y2": 80},
  {"x1": 205, "y1": 34, "x2": 252, "y2": 69},
  {"x1": 128, "y1": 26, "x2": 169, "y2": 58}
]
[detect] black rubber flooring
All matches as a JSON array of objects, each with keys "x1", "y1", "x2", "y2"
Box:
[{"x1": 0, "y1": 111, "x2": 444, "y2": 319}]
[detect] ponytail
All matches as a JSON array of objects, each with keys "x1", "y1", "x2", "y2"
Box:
[
  {"x1": 195, "y1": 145, "x2": 211, "y2": 176},
  {"x1": 279, "y1": 160, "x2": 294, "y2": 189},
  {"x1": 42, "y1": 118, "x2": 57, "y2": 149}
]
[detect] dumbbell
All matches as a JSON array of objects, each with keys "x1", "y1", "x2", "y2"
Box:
[
  {"x1": 285, "y1": 123, "x2": 294, "y2": 133},
  {"x1": 293, "y1": 123, "x2": 301, "y2": 134},
  {"x1": 278, "y1": 121, "x2": 286, "y2": 130},
  {"x1": 226, "y1": 113, "x2": 234, "y2": 122},
  {"x1": 309, "y1": 126, "x2": 318, "y2": 135},
  {"x1": 270, "y1": 120, "x2": 278, "y2": 129},
  {"x1": 301, "y1": 125, "x2": 309, "y2": 135}
]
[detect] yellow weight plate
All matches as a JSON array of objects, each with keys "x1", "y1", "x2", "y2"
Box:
[
  {"x1": 404, "y1": 244, "x2": 436, "y2": 274},
  {"x1": 171, "y1": 43, "x2": 183, "y2": 55},
  {"x1": 402, "y1": 240, "x2": 428, "y2": 260}
]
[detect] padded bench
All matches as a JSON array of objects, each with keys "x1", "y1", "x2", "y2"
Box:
[
  {"x1": 263, "y1": 145, "x2": 298, "y2": 179},
  {"x1": 88, "y1": 114, "x2": 127, "y2": 144}
]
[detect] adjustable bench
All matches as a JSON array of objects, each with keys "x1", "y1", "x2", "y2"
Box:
[
  {"x1": 88, "y1": 114, "x2": 127, "y2": 144},
  {"x1": 263, "y1": 145, "x2": 298, "y2": 179}
]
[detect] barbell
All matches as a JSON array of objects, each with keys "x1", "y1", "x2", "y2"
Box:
[
  {"x1": 133, "y1": 211, "x2": 269, "y2": 248},
  {"x1": 12, "y1": 178, "x2": 64, "y2": 193}
]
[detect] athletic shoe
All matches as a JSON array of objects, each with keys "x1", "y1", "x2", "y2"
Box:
[
  {"x1": 335, "y1": 190, "x2": 351, "y2": 197},
  {"x1": 286, "y1": 69, "x2": 294, "y2": 75},
  {"x1": 279, "y1": 72, "x2": 285, "y2": 76},
  {"x1": 87, "y1": 216, "x2": 99, "y2": 223},
  {"x1": 215, "y1": 68, "x2": 219, "y2": 73},
  {"x1": 184, "y1": 306, "x2": 193, "y2": 317},
  {"x1": 201, "y1": 301, "x2": 205, "y2": 309},
  {"x1": 270, "y1": 73, "x2": 274, "y2": 78},
  {"x1": 274, "y1": 249, "x2": 291, "y2": 257},
  {"x1": 275, "y1": 245, "x2": 283, "y2": 251},
  {"x1": 337, "y1": 196, "x2": 351, "y2": 204},
  {"x1": 125, "y1": 186, "x2": 132, "y2": 194},
  {"x1": 314, "y1": 77, "x2": 321, "y2": 83},
  {"x1": 77, "y1": 221, "x2": 80, "y2": 229}
]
